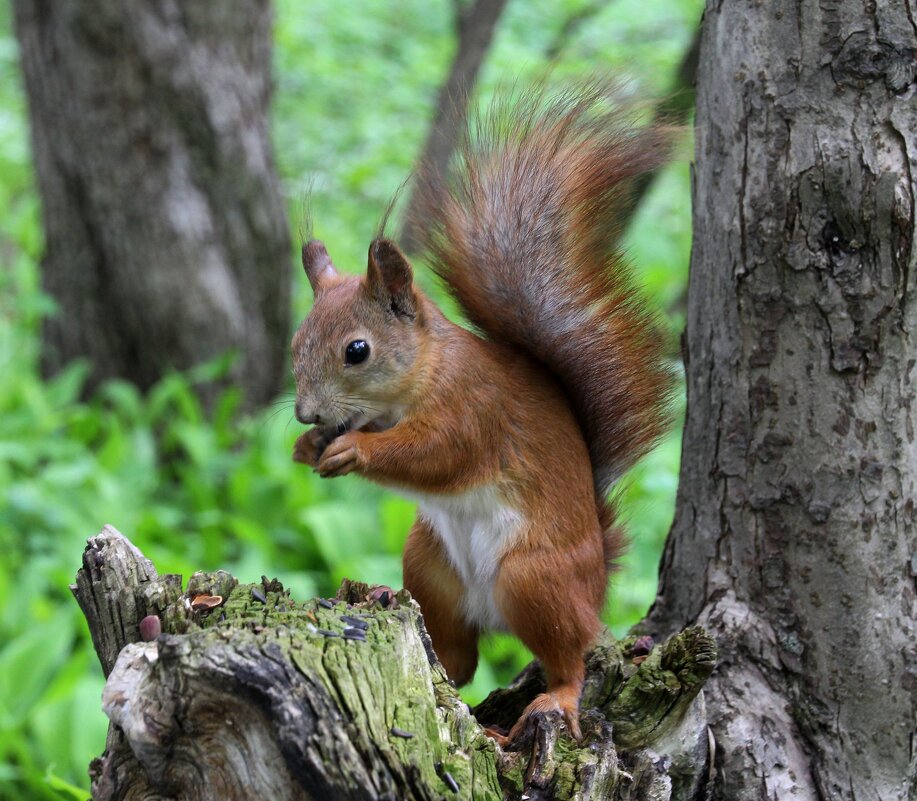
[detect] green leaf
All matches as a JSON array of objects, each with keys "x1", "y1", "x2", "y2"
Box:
[
  {"x1": 299, "y1": 501, "x2": 376, "y2": 576},
  {"x1": 0, "y1": 614, "x2": 74, "y2": 726},
  {"x1": 379, "y1": 496, "x2": 415, "y2": 555}
]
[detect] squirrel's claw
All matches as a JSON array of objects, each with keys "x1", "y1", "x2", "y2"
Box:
[
  {"x1": 504, "y1": 692, "x2": 582, "y2": 745},
  {"x1": 316, "y1": 433, "x2": 364, "y2": 478}
]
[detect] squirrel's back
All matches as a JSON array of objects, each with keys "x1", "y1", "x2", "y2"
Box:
[{"x1": 411, "y1": 81, "x2": 674, "y2": 497}]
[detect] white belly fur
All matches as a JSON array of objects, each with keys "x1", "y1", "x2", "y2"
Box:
[{"x1": 402, "y1": 485, "x2": 524, "y2": 631}]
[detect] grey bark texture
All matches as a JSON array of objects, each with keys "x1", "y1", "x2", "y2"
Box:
[
  {"x1": 12, "y1": 0, "x2": 291, "y2": 407},
  {"x1": 74, "y1": 526, "x2": 717, "y2": 801},
  {"x1": 398, "y1": 0, "x2": 508, "y2": 255},
  {"x1": 645, "y1": 2, "x2": 917, "y2": 799}
]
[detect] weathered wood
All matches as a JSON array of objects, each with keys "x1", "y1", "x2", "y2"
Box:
[
  {"x1": 76, "y1": 527, "x2": 716, "y2": 801},
  {"x1": 71, "y1": 526, "x2": 185, "y2": 678}
]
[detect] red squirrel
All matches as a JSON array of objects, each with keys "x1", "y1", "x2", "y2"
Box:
[{"x1": 290, "y1": 83, "x2": 673, "y2": 743}]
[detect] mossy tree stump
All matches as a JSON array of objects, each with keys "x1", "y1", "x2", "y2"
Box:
[{"x1": 74, "y1": 526, "x2": 716, "y2": 800}]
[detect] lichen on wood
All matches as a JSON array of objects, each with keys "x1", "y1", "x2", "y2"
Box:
[{"x1": 76, "y1": 526, "x2": 716, "y2": 801}]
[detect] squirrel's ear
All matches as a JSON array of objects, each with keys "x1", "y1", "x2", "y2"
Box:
[
  {"x1": 302, "y1": 240, "x2": 339, "y2": 294},
  {"x1": 367, "y1": 238, "x2": 416, "y2": 319}
]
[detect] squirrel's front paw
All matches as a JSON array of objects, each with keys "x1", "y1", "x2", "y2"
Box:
[
  {"x1": 316, "y1": 432, "x2": 365, "y2": 478},
  {"x1": 293, "y1": 428, "x2": 326, "y2": 467}
]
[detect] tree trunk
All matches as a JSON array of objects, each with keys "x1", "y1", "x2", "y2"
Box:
[
  {"x1": 74, "y1": 526, "x2": 716, "y2": 801},
  {"x1": 12, "y1": 0, "x2": 291, "y2": 408},
  {"x1": 645, "y1": 2, "x2": 916, "y2": 799},
  {"x1": 398, "y1": 0, "x2": 508, "y2": 255}
]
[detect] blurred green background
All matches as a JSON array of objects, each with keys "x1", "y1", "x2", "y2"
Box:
[{"x1": 0, "y1": 0, "x2": 698, "y2": 797}]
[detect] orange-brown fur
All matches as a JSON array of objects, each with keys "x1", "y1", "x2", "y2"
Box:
[{"x1": 290, "y1": 83, "x2": 672, "y2": 744}]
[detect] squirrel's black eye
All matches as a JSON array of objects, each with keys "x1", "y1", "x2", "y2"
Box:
[{"x1": 345, "y1": 339, "x2": 370, "y2": 365}]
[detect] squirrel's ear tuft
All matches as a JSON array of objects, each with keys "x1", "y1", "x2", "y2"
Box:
[
  {"x1": 367, "y1": 238, "x2": 416, "y2": 319},
  {"x1": 302, "y1": 240, "x2": 339, "y2": 293}
]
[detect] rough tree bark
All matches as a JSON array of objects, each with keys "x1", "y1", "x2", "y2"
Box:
[
  {"x1": 399, "y1": 0, "x2": 508, "y2": 254},
  {"x1": 12, "y1": 0, "x2": 291, "y2": 407},
  {"x1": 645, "y1": 2, "x2": 916, "y2": 799},
  {"x1": 75, "y1": 526, "x2": 717, "y2": 801}
]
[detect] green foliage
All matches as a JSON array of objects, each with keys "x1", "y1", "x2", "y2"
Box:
[{"x1": 0, "y1": 0, "x2": 699, "y2": 797}]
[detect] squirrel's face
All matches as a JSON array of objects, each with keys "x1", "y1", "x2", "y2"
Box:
[{"x1": 291, "y1": 238, "x2": 424, "y2": 435}]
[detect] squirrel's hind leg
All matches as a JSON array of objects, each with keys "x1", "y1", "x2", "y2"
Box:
[
  {"x1": 403, "y1": 517, "x2": 479, "y2": 686},
  {"x1": 494, "y1": 535, "x2": 605, "y2": 742}
]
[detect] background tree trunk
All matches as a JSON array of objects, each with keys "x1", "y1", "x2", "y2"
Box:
[
  {"x1": 76, "y1": 527, "x2": 716, "y2": 801},
  {"x1": 398, "y1": 0, "x2": 508, "y2": 255},
  {"x1": 12, "y1": 0, "x2": 291, "y2": 408},
  {"x1": 646, "y1": 2, "x2": 916, "y2": 799}
]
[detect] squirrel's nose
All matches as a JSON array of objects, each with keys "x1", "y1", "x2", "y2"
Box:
[{"x1": 295, "y1": 402, "x2": 322, "y2": 426}]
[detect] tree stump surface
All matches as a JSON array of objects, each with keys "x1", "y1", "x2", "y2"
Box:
[{"x1": 74, "y1": 526, "x2": 716, "y2": 801}]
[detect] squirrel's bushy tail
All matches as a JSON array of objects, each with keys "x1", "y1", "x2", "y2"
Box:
[{"x1": 414, "y1": 80, "x2": 675, "y2": 497}]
